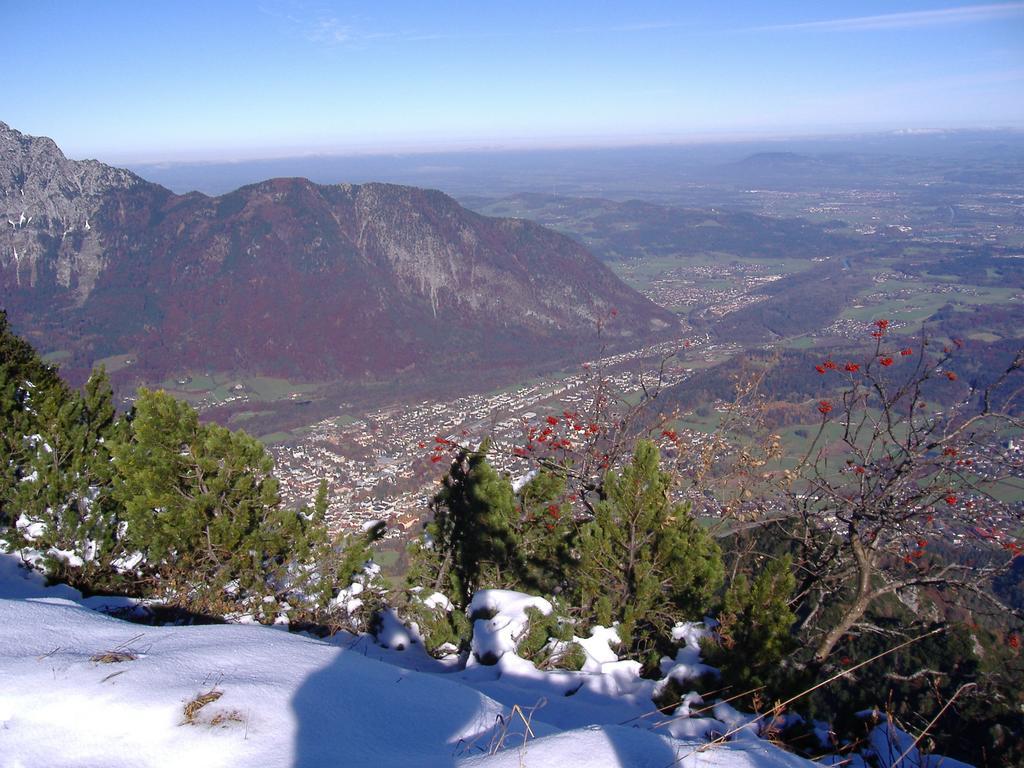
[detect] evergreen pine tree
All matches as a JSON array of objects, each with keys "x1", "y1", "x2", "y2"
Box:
[
  {"x1": 0, "y1": 319, "x2": 347, "y2": 619},
  {"x1": 0, "y1": 310, "x2": 70, "y2": 529},
  {"x1": 1, "y1": 312, "x2": 122, "y2": 590},
  {"x1": 417, "y1": 441, "x2": 518, "y2": 608},
  {"x1": 703, "y1": 555, "x2": 797, "y2": 694},
  {"x1": 574, "y1": 440, "x2": 724, "y2": 661},
  {"x1": 13, "y1": 367, "x2": 123, "y2": 588},
  {"x1": 297, "y1": 479, "x2": 387, "y2": 630},
  {"x1": 110, "y1": 388, "x2": 311, "y2": 616},
  {"x1": 405, "y1": 444, "x2": 581, "y2": 653},
  {"x1": 507, "y1": 468, "x2": 577, "y2": 596}
]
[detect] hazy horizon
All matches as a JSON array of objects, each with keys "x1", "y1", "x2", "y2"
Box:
[{"x1": 75, "y1": 123, "x2": 1024, "y2": 166}]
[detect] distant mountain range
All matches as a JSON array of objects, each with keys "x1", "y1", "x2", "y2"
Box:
[
  {"x1": 128, "y1": 129, "x2": 1024, "y2": 199},
  {"x1": 0, "y1": 122, "x2": 673, "y2": 389}
]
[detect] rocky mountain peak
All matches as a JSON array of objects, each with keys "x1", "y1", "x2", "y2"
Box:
[
  {"x1": 1, "y1": 121, "x2": 142, "y2": 219},
  {"x1": 1, "y1": 121, "x2": 154, "y2": 301},
  {"x1": 1, "y1": 121, "x2": 675, "y2": 389}
]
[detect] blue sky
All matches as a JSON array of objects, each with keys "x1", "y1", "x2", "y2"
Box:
[{"x1": 3, "y1": 1, "x2": 1023, "y2": 161}]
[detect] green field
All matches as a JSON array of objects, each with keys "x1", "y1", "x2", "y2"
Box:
[
  {"x1": 967, "y1": 331, "x2": 1003, "y2": 343},
  {"x1": 609, "y1": 252, "x2": 814, "y2": 292},
  {"x1": 41, "y1": 349, "x2": 72, "y2": 363},
  {"x1": 258, "y1": 426, "x2": 314, "y2": 445},
  {"x1": 773, "y1": 420, "x2": 882, "y2": 470},
  {"x1": 675, "y1": 402, "x2": 929, "y2": 473},
  {"x1": 841, "y1": 277, "x2": 1020, "y2": 328},
  {"x1": 675, "y1": 410, "x2": 724, "y2": 434},
  {"x1": 228, "y1": 410, "x2": 273, "y2": 425},
  {"x1": 782, "y1": 336, "x2": 819, "y2": 350},
  {"x1": 158, "y1": 372, "x2": 320, "y2": 406},
  {"x1": 94, "y1": 352, "x2": 137, "y2": 373},
  {"x1": 981, "y1": 477, "x2": 1024, "y2": 505}
]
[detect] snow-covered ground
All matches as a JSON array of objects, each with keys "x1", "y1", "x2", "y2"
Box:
[{"x1": 0, "y1": 555, "x2": 967, "y2": 767}]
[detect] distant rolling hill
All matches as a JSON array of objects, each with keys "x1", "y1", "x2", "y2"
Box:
[
  {"x1": 0, "y1": 122, "x2": 674, "y2": 393},
  {"x1": 462, "y1": 192, "x2": 852, "y2": 262}
]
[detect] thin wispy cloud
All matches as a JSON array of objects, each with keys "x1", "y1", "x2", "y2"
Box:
[
  {"x1": 569, "y1": 20, "x2": 680, "y2": 34},
  {"x1": 304, "y1": 17, "x2": 484, "y2": 47},
  {"x1": 608, "y1": 21, "x2": 678, "y2": 32},
  {"x1": 307, "y1": 17, "x2": 353, "y2": 44},
  {"x1": 754, "y1": 2, "x2": 1024, "y2": 32},
  {"x1": 258, "y1": 4, "x2": 449, "y2": 48},
  {"x1": 264, "y1": 3, "x2": 679, "y2": 49},
  {"x1": 304, "y1": 18, "x2": 677, "y2": 48}
]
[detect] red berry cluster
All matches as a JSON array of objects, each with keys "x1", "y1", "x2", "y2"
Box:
[
  {"x1": 512, "y1": 412, "x2": 604, "y2": 464},
  {"x1": 904, "y1": 537, "x2": 928, "y2": 564}
]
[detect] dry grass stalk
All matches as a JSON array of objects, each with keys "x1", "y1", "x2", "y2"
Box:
[
  {"x1": 487, "y1": 699, "x2": 546, "y2": 757},
  {"x1": 91, "y1": 634, "x2": 145, "y2": 664},
  {"x1": 182, "y1": 688, "x2": 224, "y2": 724},
  {"x1": 209, "y1": 710, "x2": 245, "y2": 727},
  {"x1": 660, "y1": 627, "x2": 946, "y2": 768},
  {"x1": 888, "y1": 682, "x2": 975, "y2": 767},
  {"x1": 90, "y1": 650, "x2": 138, "y2": 664},
  {"x1": 36, "y1": 646, "x2": 64, "y2": 661}
]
